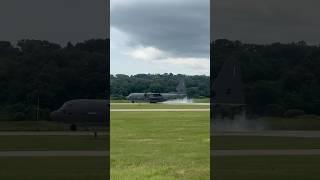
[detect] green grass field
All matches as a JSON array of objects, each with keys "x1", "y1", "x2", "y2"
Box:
[
  {"x1": 192, "y1": 98, "x2": 210, "y2": 103},
  {"x1": 212, "y1": 155, "x2": 320, "y2": 180},
  {"x1": 110, "y1": 99, "x2": 130, "y2": 103},
  {"x1": 0, "y1": 135, "x2": 108, "y2": 151},
  {"x1": 0, "y1": 157, "x2": 108, "y2": 180},
  {"x1": 262, "y1": 116, "x2": 320, "y2": 130},
  {"x1": 211, "y1": 135, "x2": 320, "y2": 179},
  {"x1": 0, "y1": 121, "x2": 109, "y2": 131},
  {"x1": 111, "y1": 109, "x2": 210, "y2": 179},
  {"x1": 0, "y1": 121, "x2": 65, "y2": 131}
]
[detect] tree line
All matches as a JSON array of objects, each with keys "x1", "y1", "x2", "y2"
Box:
[
  {"x1": 212, "y1": 39, "x2": 320, "y2": 116},
  {"x1": 0, "y1": 39, "x2": 108, "y2": 121},
  {"x1": 110, "y1": 74, "x2": 210, "y2": 99},
  {"x1": 2, "y1": 38, "x2": 317, "y2": 120}
]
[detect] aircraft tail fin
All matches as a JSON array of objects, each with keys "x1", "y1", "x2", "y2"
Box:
[
  {"x1": 213, "y1": 58, "x2": 245, "y2": 105},
  {"x1": 176, "y1": 79, "x2": 186, "y2": 94}
]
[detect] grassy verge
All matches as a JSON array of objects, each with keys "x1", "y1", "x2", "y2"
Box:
[
  {"x1": 212, "y1": 155, "x2": 320, "y2": 180},
  {"x1": 193, "y1": 98, "x2": 210, "y2": 103},
  {"x1": 0, "y1": 157, "x2": 108, "y2": 180},
  {"x1": 262, "y1": 116, "x2": 320, "y2": 130},
  {"x1": 211, "y1": 136, "x2": 320, "y2": 150},
  {"x1": 110, "y1": 99, "x2": 129, "y2": 103},
  {"x1": 111, "y1": 111, "x2": 210, "y2": 179},
  {"x1": 0, "y1": 121, "x2": 65, "y2": 131},
  {"x1": 0, "y1": 121, "x2": 109, "y2": 131},
  {"x1": 0, "y1": 135, "x2": 108, "y2": 151}
]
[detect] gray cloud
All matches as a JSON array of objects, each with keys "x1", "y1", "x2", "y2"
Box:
[
  {"x1": 212, "y1": 0, "x2": 320, "y2": 44},
  {"x1": 112, "y1": 0, "x2": 210, "y2": 58},
  {"x1": 0, "y1": 0, "x2": 108, "y2": 45}
]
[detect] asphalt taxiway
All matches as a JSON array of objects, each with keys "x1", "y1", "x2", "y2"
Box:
[{"x1": 212, "y1": 130, "x2": 320, "y2": 138}]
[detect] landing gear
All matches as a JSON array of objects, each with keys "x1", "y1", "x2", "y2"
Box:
[
  {"x1": 70, "y1": 124, "x2": 77, "y2": 131},
  {"x1": 131, "y1": 100, "x2": 135, "y2": 103}
]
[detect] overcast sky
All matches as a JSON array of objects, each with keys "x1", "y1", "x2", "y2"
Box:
[
  {"x1": 0, "y1": 0, "x2": 108, "y2": 46},
  {"x1": 111, "y1": 0, "x2": 210, "y2": 75},
  {"x1": 212, "y1": 0, "x2": 320, "y2": 44}
]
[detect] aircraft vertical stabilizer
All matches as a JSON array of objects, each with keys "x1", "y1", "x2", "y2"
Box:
[
  {"x1": 213, "y1": 58, "x2": 245, "y2": 105},
  {"x1": 176, "y1": 79, "x2": 186, "y2": 94}
]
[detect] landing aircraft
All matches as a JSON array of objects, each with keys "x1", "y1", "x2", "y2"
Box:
[
  {"x1": 126, "y1": 80, "x2": 187, "y2": 103},
  {"x1": 50, "y1": 80, "x2": 186, "y2": 128},
  {"x1": 50, "y1": 99, "x2": 108, "y2": 130}
]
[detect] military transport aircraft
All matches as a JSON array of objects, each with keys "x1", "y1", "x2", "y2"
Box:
[
  {"x1": 50, "y1": 80, "x2": 186, "y2": 128},
  {"x1": 50, "y1": 99, "x2": 108, "y2": 130},
  {"x1": 126, "y1": 80, "x2": 187, "y2": 103}
]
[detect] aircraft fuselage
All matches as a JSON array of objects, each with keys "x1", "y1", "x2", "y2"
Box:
[{"x1": 126, "y1": 92, "x2": 186, "y2": 103}]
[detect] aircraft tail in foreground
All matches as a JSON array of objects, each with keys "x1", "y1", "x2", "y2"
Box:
[{"x1": 213, "y1": 58, "x2": 245, "y2": 106}]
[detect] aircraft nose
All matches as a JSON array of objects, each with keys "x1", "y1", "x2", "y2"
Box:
[
  {"x1": 50, "y1": 111, "x2": 60, "y2": 121},
  {"x1": 126, "y1": 95, "x2": 131, "y2": 100}
]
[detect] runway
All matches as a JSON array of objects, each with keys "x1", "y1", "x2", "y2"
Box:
[
  {"x1": 0, "y1": 151, "x2": 109, "y2": 157},
  {"x1": 111, "y1": 109, "x2": 210, "y2": 112},
  {"x1": 111, "y1": 103, "x2": 210, "y2": 105},
  {"x1": 212, "y1": 130, "x2": 320, "y2": 138},
  {"x1": 211, "y1": 149, "x2": 320, "y2": 156},
  {"x1": 0, "y1": 131, "x2": 109, "y2": 136}
]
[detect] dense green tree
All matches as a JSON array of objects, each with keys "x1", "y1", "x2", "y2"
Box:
[
  {"x1": 110, "y1": 74, "x2": 210, "y2": 99},
  {"x1": 212, "y1": 39, "x2": 320, "y2": 116},
  {"x1": 0, "y1": 39, "x2": 108, "y2": 121}
]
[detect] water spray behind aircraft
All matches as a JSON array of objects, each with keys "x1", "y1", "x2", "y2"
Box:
[
  {"x1": 162, "y1": 97, "x2": 193, "y2": 104},
  {"x1": 212, "y1": 113, "x2": 266, "y2": 132}
]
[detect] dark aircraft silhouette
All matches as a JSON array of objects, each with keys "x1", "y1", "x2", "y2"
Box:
[
  {"x1": 50, "y1": 99, "x2": 108, "y2": 130},
  {"x1": 212, "y1": 58, "x2": 245, "y2": 106},
  {"x1": 126, "y1": 80, "x2": 187, "y2": 103},
  {"x1": 212, "y1": 58, "x2": 246, "y2": 120}
]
